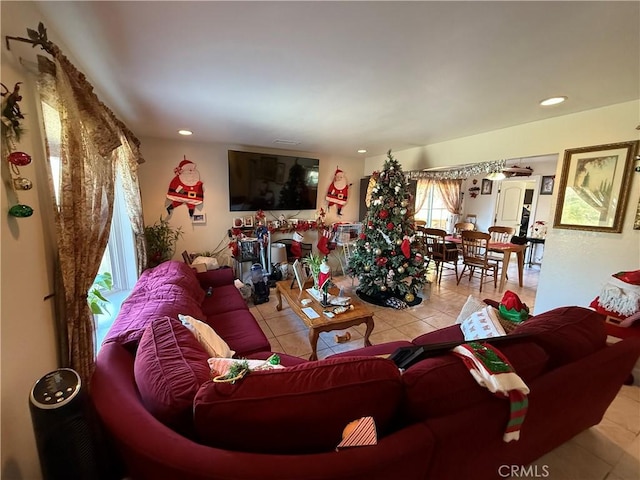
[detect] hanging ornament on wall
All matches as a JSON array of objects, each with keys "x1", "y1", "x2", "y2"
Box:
[
  {"x1": 8, "y1": 204, "x2": 33, "y2": 217},
  {"x1": 2, "y1": 83, "x2": 34, "y2": 218},
  {"x1": 13, "y1": 177, "x2": 32, "y2": 190}
]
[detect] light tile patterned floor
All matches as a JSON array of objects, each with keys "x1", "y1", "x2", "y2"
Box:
[{"x1": 250, "y1": 262, "x2": 640, "y2": 480}]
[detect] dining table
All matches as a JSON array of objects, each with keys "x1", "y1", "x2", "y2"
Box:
[{"x1": 445, "y1": 235, "x2": 528, "y2": 293}]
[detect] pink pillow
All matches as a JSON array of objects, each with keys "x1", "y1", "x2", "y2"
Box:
[
  {"x1": 193, "y1": 357, "x2": 403, "y2": 454},
  {"x1": 134, "y1": 316, "x2": 211, "y2": 433}
]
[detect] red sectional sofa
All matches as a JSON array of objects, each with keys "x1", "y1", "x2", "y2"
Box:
[{"x1": 92, "y1": 261, "x2": 640, "y2": 480}]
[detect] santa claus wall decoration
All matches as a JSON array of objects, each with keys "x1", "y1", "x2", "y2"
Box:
[
  {"x1": 326, "y1": 167, "x2": 351, "y2": 216},
  {"x1": 166, "y1": 156, "x2": 204, "y2": 217}
]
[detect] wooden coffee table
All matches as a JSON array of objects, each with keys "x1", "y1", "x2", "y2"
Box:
[{"x1": 275, "y1": 280, "x2": 375, "y2": 360}]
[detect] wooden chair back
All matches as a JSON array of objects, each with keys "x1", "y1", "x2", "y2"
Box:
[
  {"x1": 488, "y1": 226, "x2": 516, "y2": 244},
  {"x1": 458, "y1": 230, "x2": 497, "y2": 292},
  {"x1": 460, "y1": 231, "x2": 492, "y2": 267},
  {"x1": 454, "y1": 222, "x2": 475, "y2": 234},
  {"x1": 422, "y1": 228, "x2": 459, "y2": 283}
]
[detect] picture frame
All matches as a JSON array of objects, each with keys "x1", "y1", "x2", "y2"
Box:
[
  {"x1": 540, "y1": 175, "x2": 555, "y2": 195},
  {"x1": 192, "y1": 213, "x2": 206, "y2": 224},
  {"x1": 232, "y1": 217, "x2": 244, "y2": 228},
  {"x1": 553, "y1": 140, "x2": 638, "y2": 233},
  {"x1": 243, "y1": 215, "x2": 254, "y2": 228},
  {"x1": 481, "y1": 178, "x2": 493, "y2": 195},
  {"x1": 291, "y1": 259, "x2": 311, "y2": 292}
]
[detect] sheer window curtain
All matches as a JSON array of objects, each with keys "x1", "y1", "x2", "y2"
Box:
[
  {"x1": 437, "y1": 178, "x2": 463, "y2": 219},
  {"x1": 37, "y1": 48, "x2": 144, "y2": 384},
  {"x1": 414, "y1": 178, "x2": 434, "y2": 215}
]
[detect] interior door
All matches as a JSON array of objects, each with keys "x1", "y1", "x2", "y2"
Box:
[{"x1": 494, "y1": 180, "x2": 528, "y2": 231}]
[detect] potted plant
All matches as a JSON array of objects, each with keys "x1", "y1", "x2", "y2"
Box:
[
  {"x1": 144, "y1": 216, "x2": 183, "y2": 268},
  {"x1": 88, "y1": 272, "x2": 113, "y2": 315},
  {"x1": 303, "y1": 252, "x2": 324, "y2": 292}
]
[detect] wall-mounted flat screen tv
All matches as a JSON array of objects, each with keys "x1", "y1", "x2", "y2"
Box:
[{"x1": 228, "y1": 150, "x2": 319, "y2": 211}]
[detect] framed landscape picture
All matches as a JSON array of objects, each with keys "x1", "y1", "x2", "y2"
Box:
[{"x1": 553, "y1": 140, "x2": 638, "y2": 233}]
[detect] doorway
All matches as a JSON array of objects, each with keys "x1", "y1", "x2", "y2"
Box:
[{"x1": 493, "y1": 176, "x2": 540, "y2": 235}]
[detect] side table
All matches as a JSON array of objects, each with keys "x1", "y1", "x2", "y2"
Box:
[{"x1": 526, "y1": 237, "x2": 545, "y2": 266}]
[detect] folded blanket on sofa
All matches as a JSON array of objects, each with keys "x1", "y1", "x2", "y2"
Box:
[{"x1": 452, "y1": 342, "x2": 529, "y2": 442}]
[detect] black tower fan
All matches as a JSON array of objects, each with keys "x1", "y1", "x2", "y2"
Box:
[{"x1": 29, "y1": 368, "x2": 104, "y2": 480}]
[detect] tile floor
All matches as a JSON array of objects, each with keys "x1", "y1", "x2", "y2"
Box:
[{"x1": 249, "y1": 261, "x2": 640, "y2": 480}]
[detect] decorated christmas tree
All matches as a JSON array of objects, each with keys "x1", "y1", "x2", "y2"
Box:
[{"x1": 349, "y1": 151, "x2": 428, "y2": 307}]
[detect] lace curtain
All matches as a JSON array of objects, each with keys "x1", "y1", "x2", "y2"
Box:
[
  {"x1": 37, "y1": 48, "x2": 145, "y2": 384},
  {"x1": 414, "y1": 177, "x2": 434, "y2": 214},
  {"x1": 437, "y1": 179, "x2": 463, "y2": 215}
]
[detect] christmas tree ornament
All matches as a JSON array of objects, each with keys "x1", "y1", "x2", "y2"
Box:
[
  {"x1": 400, "y1": 208, "x2": 407, "y2": 215},
  {"x1": 401, "y1": 199, "x2": 408, "y2": 207},
  {"x1": 405, "y1": 293, "x2": 415, "y2": 303},
  {"x1": 379, "y1": 209, "x2": 389, "y2": 219},
  {"x1": 387, "y1": 222, "x2": 394, "y2": 230},
  {"x1": 390, "y1": 250, "x2": 396, "y2": 256},
  {"x1": 397, "y1": 266, "x2": 405, "y2": 274},
  {"x1": 364, "y1": 265, "x2": 370, "y2": 272},
  {"x1": 401, "y1": 236, "x2": 411, "y2": 257},
  {"x1": 396, "y1": 239, "x2": 403, "y2": 245},
  {"x1": 380, "y1": 285, "x2": 387, "y2": 291},
  {"x1": 7, "y1": 151, "x2": 31, "y2": 166},
  {"x1": 13, "y1": 177, "x2": 32, "y2": 190},
  {"x1": 374, "y1": 248, "x2": 382, "y2": 256},
  {"x1": 9, "y1": 204, "x2": 33, "y2": 217}
]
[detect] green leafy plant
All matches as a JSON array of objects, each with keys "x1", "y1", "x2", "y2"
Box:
[
  {"x1": 88, "y1": 272, "x2": 112, "y2": 315},
  {"x1": 144, "y1": 216, "x2": 184, "y2": 268},
  {"x1": 303, "y1": 252, "x2": 324, "y2": 288}
]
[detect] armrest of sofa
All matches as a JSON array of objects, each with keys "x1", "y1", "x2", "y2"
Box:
[{"x1": 197, "y1": 267, "x2": 234, "y2": 289}]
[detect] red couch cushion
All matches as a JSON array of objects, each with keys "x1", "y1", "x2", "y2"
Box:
[
  {"x1": 412, "y1": 324, "x2": 464, "y2": 345},
  {"x1": 134, "y1": 316, "x2": 211, "y2": 434},
  {"x1": 201, "y1": 284, "x2": 249, "y2": 316},
  {"x1": 103, "y1": 261, "x2": 206, "y2": 348},
  {"x1": 402, "y1": 340, "x2": 549, "y2": 421},
  {"x1": 512, "y1": 306, "x2": 607, "y2": 366},
  {"x1": 193, "y1": 357, "x2": 403, "y2": 454},
  {"x1": 205, "y1": 309, "x2": 270, "y2": 357}
]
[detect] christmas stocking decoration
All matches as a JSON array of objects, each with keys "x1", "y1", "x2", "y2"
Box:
[
  {"x1": 317, "y1": 229, "x2": 332, "y2": 256},
  {"x1": 452, "y1": 342, "x2": 529, "y2": 442},
  {"x1": 291, "y1": 232, "x2": 304, "y2": 258}
]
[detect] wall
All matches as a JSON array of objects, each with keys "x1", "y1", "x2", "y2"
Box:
[
  {"x1": 461, "y1": 156, "x2": 559, "y2": 233},
  {"x1": 366, "y1": 101, "x2": 640, "y2": 314},
  {"x1": 138, "y1": 138, "x2": 363, "y2": 271},
  {"x1": 1, "y1": 3, "x2": 59, "y2": 479}
]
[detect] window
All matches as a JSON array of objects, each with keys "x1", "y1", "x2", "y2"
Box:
[{"x1": 415, "y1": 184, "x2": 449, "y2": 230}]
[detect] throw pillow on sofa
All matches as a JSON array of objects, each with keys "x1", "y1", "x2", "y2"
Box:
[
  {"x1": 455, "y1": 295, "x2": 487, "y2": 324},
  {"x1": 460, "y1": 305, "x2": 506, "y2": 340},
  {"x1": 134, "y1": 316, "x2": 211, "y2": 434},
  {"x1": 179, "y1": 314, "x2": 235, "y2": 358},
  {"x1": 193, "y1": 357, "x2": 404, "y2": 454}
]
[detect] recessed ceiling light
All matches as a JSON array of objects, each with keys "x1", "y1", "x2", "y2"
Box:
[
  {"x1": 357, "y1": 149, "x2": 367, "y2": 154},
  {"x1": 178, "y1": 129, "x2": 193, "y2": 136},
  {"x1": 539, "y1": 96, "x2": 567, "y2": 106}
]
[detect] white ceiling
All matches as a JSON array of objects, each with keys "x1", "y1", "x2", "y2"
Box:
[{"x1": 30, "y1": 1, "x2": 640, "y2": 158}]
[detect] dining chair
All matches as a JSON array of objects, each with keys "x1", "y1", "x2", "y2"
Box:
[
  {"x1": 457, "y1": 230, "x2": 499, "y2": 292},
  {"x1": 454, "y1": 222, "x2": 475, "y2": 235},
  {"x1": 422, "y1": 228, "x2": 459, "y2": 284},
  {"x1": 488, "y1": 226, "x2": 516, "y2": 278}
]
